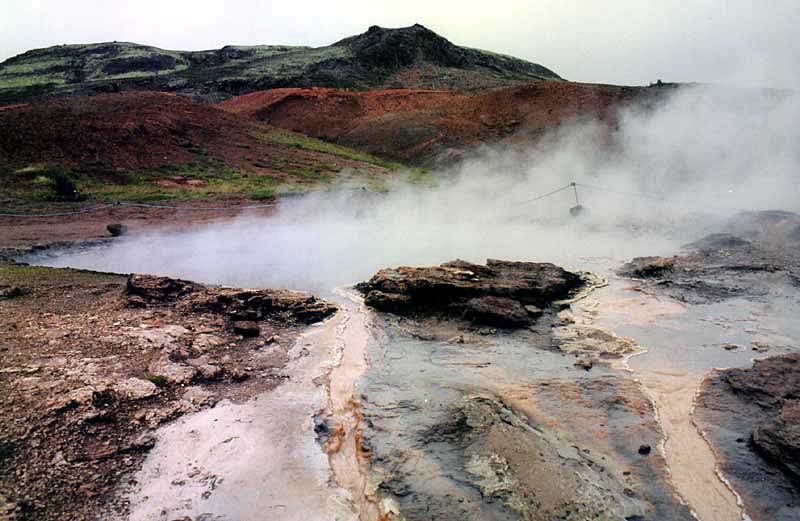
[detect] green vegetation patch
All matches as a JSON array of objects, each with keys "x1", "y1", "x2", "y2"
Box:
[
  {"x1": 0, "y1": 262, "x2": 120, "y2": 286},
  {"x1": 3, "y1": 163, "x2": 281, "y2": 206},
  {"x1": 260, "y1": 130, "x2": 401, "y2": 169},
  {"x1": 146, "y1": 374, "x2": 169, "y2": 388},
  {"x1": 80, "y1": 164, "x2": 283, "y2": 203}
]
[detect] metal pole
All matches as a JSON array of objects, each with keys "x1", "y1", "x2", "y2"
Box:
[{"x1": 571, "y1": 182, "x2": 580, "y2": 206}]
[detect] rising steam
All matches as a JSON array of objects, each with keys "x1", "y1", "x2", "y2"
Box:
[{"x1": 38, "y1": 85, "x2": 800, "y2": 293}]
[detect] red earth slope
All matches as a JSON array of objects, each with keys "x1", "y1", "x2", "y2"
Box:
[
  {"x1": 217, "y1": 81, "x2": 671, "y2": 165},
  {"x1": 0, "y1": 91, "x2": 388, "y2": 176}
]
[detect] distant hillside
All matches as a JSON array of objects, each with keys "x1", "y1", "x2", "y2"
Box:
[
  {"x1": 0, "y1": 24, "x2": 560, "y2": 104},
  {"x1": 218, "y1": 81, "x2": 672, "y2": 166},
  {"x1": 0, "y1": 92, "x2": 394, "y2": 205}
]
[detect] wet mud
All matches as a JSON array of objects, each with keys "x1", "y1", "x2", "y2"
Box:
[
  {"x1": 357, "y1": 304, "x2": 693, "y2": 520},
  {"x1": 605, "y1": 212, "x2": 800, "y2": 521},
  {"x1": 19, "y1": 209, "x2": 800, "y2": 520},
  {"x1": 115, "y1": 309, "x2": 359, "y2": 521}
]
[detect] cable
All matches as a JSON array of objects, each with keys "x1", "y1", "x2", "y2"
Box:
[
  {"x1": 576, "y1": 182, "x2": 668, "y2": 201},
  {"x1": 508, "y1": 183, "x2": 573, "y2": 207}
]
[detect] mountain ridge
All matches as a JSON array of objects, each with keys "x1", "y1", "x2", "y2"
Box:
[{"x1": 0, "y1": 24, "x2": 561, "y2": 104}]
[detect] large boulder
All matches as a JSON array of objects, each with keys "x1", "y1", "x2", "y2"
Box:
[{"x1": 357, "y1": 258, "x2": 582, "y2": 327}]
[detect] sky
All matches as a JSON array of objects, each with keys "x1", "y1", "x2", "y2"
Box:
[{"x1": 1, "y1": 0, "x2": 798, "y2": 88}]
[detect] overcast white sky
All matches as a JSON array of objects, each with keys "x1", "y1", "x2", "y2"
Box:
[{"x1": 1, "y1": 0, "x2": 798, "y2": 88}]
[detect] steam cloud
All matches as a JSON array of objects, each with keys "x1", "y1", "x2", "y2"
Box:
[{"x1": 39, "y1": 85, "x2": 800, "y2": 293}]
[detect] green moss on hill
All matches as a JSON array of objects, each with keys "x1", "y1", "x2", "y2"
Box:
[{"x1": 0, "y1": 25, "x2": 561, "y2": 103}]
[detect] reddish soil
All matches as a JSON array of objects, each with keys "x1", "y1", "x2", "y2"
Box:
[
  {"x1": 0, "y1": 92, "x2": 260, "y2": 172},
  {"x1": 217, "y1": 81, "x2": 672, "y2": 165},
  {"x1": 0, "y1": 91, "x2": 387, "y2": 176},
  {"x1": 0, "y1": 203, "x2": 277, "y2": 252}
]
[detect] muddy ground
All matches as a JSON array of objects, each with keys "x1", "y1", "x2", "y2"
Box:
[
  {"x1": 356, "y1": 310, "x2": 694, "y2": 520},
  {"x1": 0, "y1": 246, "x2": 335, "y2": 520},
  {"x1": 3, "y1": 208, "x2": 800, "y2": 520},
  {"x1": 617, "y1": 210, "x2": 800, "y2": 520},
  {"x1": 0, "y1": 203, "x2": 278, "y2": 254}
]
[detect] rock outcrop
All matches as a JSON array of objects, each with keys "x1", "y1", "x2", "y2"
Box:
[
  {"x1": 126, "y1": 274, "x2": 199, "y2": 305},
  {"x1": 714, "y1": 355, "x2": 800, "y2": 481},
  {"x1": 696, "y1": 354, "x2": 800, "y2": 520},
  {"x1": 357, "y1": 259, "x2": 582, "y2": 327},
  {"x1": 618, "y1": 212, "x2": 800, "y2": 304},
  {"x1": 127, "y1": 274, "x2": 337, "y2": 325},
  {"x1": 752, "y1": 399, "x2": 800, "y2": 480}
]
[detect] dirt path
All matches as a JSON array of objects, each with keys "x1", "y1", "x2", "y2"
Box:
[{"x1": 0, "y1": 204, "x2": 276, "y2": 253}]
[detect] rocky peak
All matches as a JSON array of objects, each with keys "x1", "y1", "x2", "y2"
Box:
[{"x1": 334, "y1": 23, "x2": 467, "y2": 68}]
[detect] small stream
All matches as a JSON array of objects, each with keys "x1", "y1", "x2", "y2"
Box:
[
  {"x1": 587, "y1": 274, "x2": 800, "y2": 521},
  {"x1": 115, "y1": 303, "x2": 359, "y2": 520}
]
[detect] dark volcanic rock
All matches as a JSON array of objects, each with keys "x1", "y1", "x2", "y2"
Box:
[
  {"x1": 618, "y1": 226, "x2": 800, "y2": 303},
  {"x1": 357, "y1": 258, "x2": 582, "y2": 327},
  {"x1": 106, "y1": 223, "x2": 128, "y2": 237},
  {"x1": 683, "y1": 233, "x2": 753, "y2": 252},
  {"x1": 720, "y1": 355, "x2": 800, "y2": 482},
  {"x1": 619, "y1": 256, "x2": 675, "y2": 278},
  {"x1": 719, "y1": 354, "x2": 800, "y2": 407},
  {"x1": 126, "y1": 274, "x2": 336, "y2": 325},
  {"x1": 696, "y1": 354, "x2": 800, "y2": 520},
  {"x1": 463, "y1": 296, "x2": 531, "y2": 327},
  {"x1": 752, "y1": 400, "x2": 800, "y2": 480},
  {"x1": 232, "y1": 320, "x2": 260, "y2": 338},
  {"x1": 0, "y1": 284, "x2": 22, "y2": 299},
  {"x1": 126, "y1": 274, "x2": 199, "y2": 304},
  {"x1": 186, "y1": 287, "x2": 337, "y2": 325}
]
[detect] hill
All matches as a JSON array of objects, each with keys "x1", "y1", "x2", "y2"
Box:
[
  {"x1": 218, "y1": 81, "x2": 672, "y2": 166},
  {"x1": 0, "y1": 24, "x2": 560, "y2": 104},
  {"x1": 0, "y1": 92, "x2": 394, "y2": 206}
]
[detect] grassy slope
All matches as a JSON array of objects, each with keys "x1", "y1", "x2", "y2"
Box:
[
  {"x1": 1, "y1": 127, "x2": 404, "y2": 208},
  {"x1": 0, "y1": 92, "x2": 413, "y2": 209}
]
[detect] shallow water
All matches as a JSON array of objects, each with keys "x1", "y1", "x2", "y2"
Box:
[
  {"x1": 116, "y1": 308, "x2": 359, "y2": 521},
  {"x1": 357, "y1": 315, "x2": 692, "y2": 519},
  {"x1": 586, "y1": 274, "x2": 800, "y2": 521}
]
